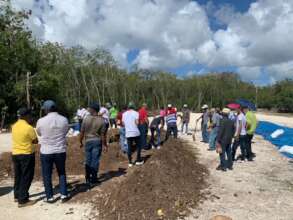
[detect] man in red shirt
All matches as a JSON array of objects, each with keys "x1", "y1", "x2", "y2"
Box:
[{"x1": 138, "y1": 103, "x2": 149, "y2": 149}]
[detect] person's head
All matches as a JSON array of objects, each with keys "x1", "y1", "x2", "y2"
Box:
[
  {"x1": 88, "y1": 102, "x2": 100, "y2": 115},
  {"x1": 128, "y1": 101, "x2": 135, "y2": 110},
  {"x1": 122, "y1": 105, "x2": 128, "y2": 111},
  {"x1": 222, "y1": 108, "x2": 230, "y2": 117},
  {"x1": 17, "y1": 107, "x2": 32, "y2": 123},
  {"x1": 167, "y1": 104, "x2": 172, "y2": 109},
  {"x1": 183, "y1": 104, "x2": 188, "y2": 109},
  {"x1": 113, "y1": 102, "x2": 117, "y2": 107},
  {"x1": 201, "y1": 104, "x2": 208, "y2": 112},
  {"x1": 210, "y1": 108, "x2": 215, "y2": 114},
  {"x1": 160, "y1": 106, "x2": 165, "y2": 110},
  {"x1": 42, "y1": 100, "x2": 57, "y2": 114},
  {"x1": 142, "y1": 103, "x2": 147, "y2": 109},
  {"x1": 242, "y1": 106, "x2": 249, "y2": 114},
  {"x1": 105, "y1": 102, "x2": 111, "y2": 109},
  {"x1": 236, "y1": 107, "x2": 242, "y2": 114},
  {"x1": 216, "y1": 107, "x2": 221, "y2": 113}
]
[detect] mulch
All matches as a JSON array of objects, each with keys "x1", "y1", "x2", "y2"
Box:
[{"x1": 0, "y1": 134, "x2": 208, "y2": 220}]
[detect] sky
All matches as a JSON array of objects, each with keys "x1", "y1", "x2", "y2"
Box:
[{"x1": 10, "y1": 0, "x2": 293, "y2": 85}]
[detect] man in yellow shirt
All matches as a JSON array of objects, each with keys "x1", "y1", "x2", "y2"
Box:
[{"x1": 12, "y1": 108, "x2": 38, "y2": 208}]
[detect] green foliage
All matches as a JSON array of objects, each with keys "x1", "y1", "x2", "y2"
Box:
[{"x1": 1, "y1": 2, "x2": 293, "y2": 125}]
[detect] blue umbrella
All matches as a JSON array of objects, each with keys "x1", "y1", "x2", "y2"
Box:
[{"x1": 236, "y1": 99, "x2": 257, "y2": 111}]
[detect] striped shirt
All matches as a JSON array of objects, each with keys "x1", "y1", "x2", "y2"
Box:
[{"x1": 166, "y1": 108, "x2": 177, "y2": 125}]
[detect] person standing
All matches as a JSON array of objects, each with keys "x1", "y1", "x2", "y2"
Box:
[
  {"x1": 79, "y1": 103, "x2": 107, "y2": 186},
  {"x1": 181, "y1": 104, "x2": 190, "y2": 134},
  {"x1": 36, "y1": 100, "x2": 70, "y2": 203},
  {"x1": 149, "y1": 110, "x2": 164, "y2": 149},
  {"x1": 138, "y1": 103, "x2": 149, "y2": 150},
  {"x1": 208, "y1": 108, "x2": 221, "y2": 151},
  {"x1": 109, "y1": 103, "x2": 118, "y2": 128},
  {"x1": 99, "y1": 103, "x2": 111, "y2": 133},
  {"x1": 122, "y1": 102, "x2": 144, "y2": 167},
  {"x1": 164, "y1": 104, "x2": 178, "y2": 141},
  {"x1": 117, "y1": 105, "x2": 128, "y2": 153},
  {"x1": 243, "y1": 106, "x2": 258, "y2": 160},
  {"x1": 216, "y1": 108, "x2": 235, "y2": 171},
  {"x1": 196, "y1": 105, "x2": 209, "y2": 143},
  {"x1": 11, "y1": 108, "x2": 38, "y2": 207},
  {"x1": 231, "y1": 107, "x2": 248, "y2": 161}
]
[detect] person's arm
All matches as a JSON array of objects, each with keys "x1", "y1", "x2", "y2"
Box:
[
  {"x1": 217, "y1": 120, "x2": 225, "y2": 144},
  {"x1": 79, "y1": 119, "x2": 86, "y2": 148},
  {"x1": 29, "y1": 126, "x2": 38, "y2": 144},
  {"x1": 236, "y1": 118, "x2": 242, "y2": 139},
  {"x1": 101, "y1": 124, "x2": 108, "y2": 152},
  {"x1": 196, "y1": 114, "x2": 203, "y2": 122}
]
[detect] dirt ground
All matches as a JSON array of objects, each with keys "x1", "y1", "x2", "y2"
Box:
[
  {"x1": 183, "y1": 113, "x2": 293, "y2": 220},
  {"x1": 1, "y1": 113, "x2": 293, "y2": 220}
]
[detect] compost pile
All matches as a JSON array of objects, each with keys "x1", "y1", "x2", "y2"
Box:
[{"x1": 93, "y1": 138, "x2": 208, "y2": 220}]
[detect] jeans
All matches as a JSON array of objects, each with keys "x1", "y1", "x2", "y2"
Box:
[
  {"x1": 165, "y1": 124, "x2": 178, "y2": 141},
  {"x1": 219, "y1": 143, "x2": 233, "y2": 169},
  {"x1": 181, "y1": 121, "x2": 189, "y2": 134},
  {"x1": 138, "y1": 123, "x2": 148, "y2": 149},
  {"x1": 41, "y1": 153, "x2": 67, "y2": 199},
  {"x1": 12, "y1": 153, "x2": 35, "y2": 204},
  {"x1": 119, "y1": 127, "x2": 128, "y2": 153},
  {"x1": 202, "y1": 124, "x2": 209, "y2": 143},
  {"x1": 127, "y1": 136, "x2": 142, "y2": 163},
  {"x1": 149, "y1": 127, "x2": 161, "y2": 147},
  {"x1": 85, "y1": 140, "x2": 103, "y2": 182},
  {"x1": 246, "y1": 134, "x2": 254, "y2": 159},
  {"x1": 209, "y1": 127, "x2": 218, "y2": 150},
  {"x1": 232, "y1": 135, "x2": 248, "y2": 160}
]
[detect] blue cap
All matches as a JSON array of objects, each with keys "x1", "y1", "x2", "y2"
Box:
[
  {"x1": 89, "y1": 103, "x2": 100, "y2": 112},
  {"x1": 42, "y1": 100, "x2": 56, "y2": 111}
]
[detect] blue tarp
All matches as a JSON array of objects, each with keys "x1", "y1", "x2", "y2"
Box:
[{"x1": 256, "y1": 121, "x2": 293, "y2": 158}]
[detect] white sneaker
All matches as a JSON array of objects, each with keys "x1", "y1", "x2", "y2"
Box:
[
  {"x1": 152, "y1": 146, "x2": 155, "y2": 149},
  {"x1": 128, "y1": 163, "x2": 134, "y2": 168},
  {"x1": 44, "y1": 197, "x2": 55, "y2": 203},
  {"x1": 135, "y1": 161, "x2": 144, "y2": 166},
  {"x1": 157, "y1": 146, "x2": 161, "y2": 150}
]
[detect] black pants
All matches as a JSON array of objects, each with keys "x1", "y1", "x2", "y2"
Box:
[
  {"x1": 232, "y1": 135, "x2": 248, "y2": 160},
  {"x1": 127, "y1": 136, "x2": 142, "y2": 163},
  {"x1": 12, "y1": 153, "x2": 35, "y2": 204},
  {"x1": 246, "y1": 134, "x2": 254, "y2": 159},
  {"x1": 110, "y1": 118, "x2": 117, "y2": 128},
  {"x1": 219, "y1": 143, "x2": 233, "y2": 169},
  {"x1": 165, "y1": 125, "x2": 178, "y2": 141}
]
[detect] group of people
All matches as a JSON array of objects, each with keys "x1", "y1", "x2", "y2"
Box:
[
  {"x1": 197, "y1": 104, "x2": 258, "y2": 171},
  {"x1": 11, "y1": 98, "x2": 256, "y2": 208}
]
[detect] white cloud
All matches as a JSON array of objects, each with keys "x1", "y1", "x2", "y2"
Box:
[{"x1": 9, "y1": 0, "x2": 293, "y2": 83}]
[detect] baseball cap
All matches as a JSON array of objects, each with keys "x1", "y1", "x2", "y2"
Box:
[
  {"x1": 222, "y1": 108, "x2": 231, "y2": 114},
  {"x1": 42, "y1": 100, "x2": 56, "y2": 111},
  {"x1": 17, "y1": 107, "x2": 31, "y2": 117},
  {"x1": 167, "y1": 104, "x2": 172, "y2": 108}
]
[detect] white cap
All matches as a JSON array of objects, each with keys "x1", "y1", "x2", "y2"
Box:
[
  {"x1": 201, "y1": 104, "x2": 208, "y2": 109},
  {"x1": 167, "y1": 104, "x2": 172, "y2": 108},
  {"x1": 222, "y1": 108, "x2": 231, "y2": 114},
  {"x1": 183, "y1": 104, "x2": 188, "y2": 108}
]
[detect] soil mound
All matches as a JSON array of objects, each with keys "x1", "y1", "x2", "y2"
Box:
[{"x1": 94, "y1": 138, "x2": 208, "y2": 220}]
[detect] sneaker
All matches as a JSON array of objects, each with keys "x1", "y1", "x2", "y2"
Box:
[
  {"x1": 135, "y1": 161, "x2": 144, "y2": 166},
  {"x1": 228, "y1": 167, "x2": 233, "y2": 170},
  {"x1": 247, "y1": 157, "x2": 254, "y2": 162},
  {"x1": 157, "y1": 146, "x2": 161, "y2": 150},
  {"x1": 152, "y1": 146, "x2": 155, "y2": 149},
  {"x1": 14, "y1": 198, "x2": 18, "y2": 203},
  {"x1": 18, "y1": 200, "x2": 37, "y2": 208},
  {"x1": 44, "y1": 197, "x2": 55, "y2": 204},
  {"x1": 61, "y1": 195, "x2": 70, "y2": 203},
  {"x1": 128, "y1": 163, "x2": 134, "y2": 168}
]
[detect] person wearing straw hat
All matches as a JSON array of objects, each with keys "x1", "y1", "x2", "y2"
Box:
[
  {"x1": 196, "y1": 104, "x2": 209, "y2": 143},
  {"x1": 164, "y1": 104, "x2": 178, "y2": 142},
  {"x1": 216, "y1": 108, "x2": 235, "y2": 171}
]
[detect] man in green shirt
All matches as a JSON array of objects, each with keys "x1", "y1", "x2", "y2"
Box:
[
  {"x1": 109, "y1": 103, "x2": 119, "y2": 128},
  {"x1": 243, "y1": 106, "x2": 258, "y2": 160}
]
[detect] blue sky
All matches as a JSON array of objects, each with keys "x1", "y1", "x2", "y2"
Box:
[{"x1": 12, "y1": 0, "x2": 293, "y2": 85}]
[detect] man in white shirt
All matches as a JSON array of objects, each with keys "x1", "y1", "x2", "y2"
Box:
[
  {"x1": 122, "y1": 102, "x2": 143, "y2": 167},
  {"x1": 36, "y1": 100, "x2": 69, "y2": 203},
  {"x1": 99, "y1": 103, "x2": 111, "y2": 132},
  {"x1": 231, "y1": 107, "x2": 249, "y2": 161}
]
